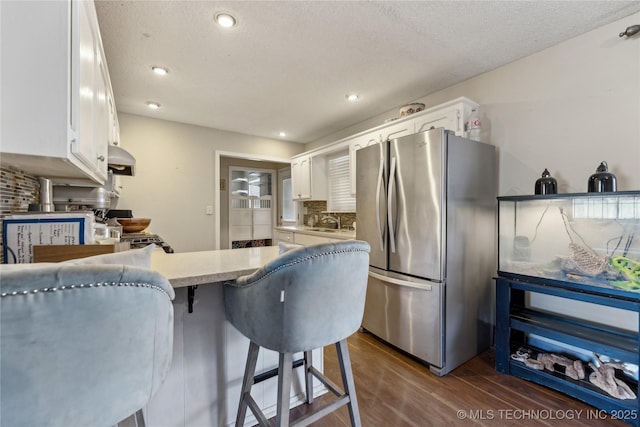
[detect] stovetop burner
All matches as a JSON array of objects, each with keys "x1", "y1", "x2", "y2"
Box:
[{"x1": 120, "y1": 233, "x2": 174, "y2": 253}]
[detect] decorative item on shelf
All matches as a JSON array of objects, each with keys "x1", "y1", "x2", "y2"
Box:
[
  {"x1": 589, "y1": 354, "x2": 636, "y2": 400},
  {"x1": 534, "y1": 168, "x2": 557, "y2": 195},
  {"x1": 619, "y1": 24, "x2": 640, "y2": 38},
  {"x1": 537, "y1": 353, "x2": 586, "y2": 381},
  {"x1": 465, "y1": 108, "x2": 481, "y2": 141},
  {"x1": 587, "y1": 161, "x2": 617, "y2": 193},
  {"x1": 399, "y1": 103, "x2": 425, "y2": 117}
]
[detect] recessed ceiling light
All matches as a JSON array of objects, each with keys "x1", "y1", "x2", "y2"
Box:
[
  {"x1": 151, "y1": 66, "x2": 168, "y2": 75},
  {"x1": 346, "y1": 94, "x2": 359, "y2": 102},
  {"x1": 215, "y1": 12, "x2": 237, "y2": 28},
  {"x1": 279, "y1": 132, "x2": 287, "y2": 137},
  {"x1": 146, "y1": 101, "x2": 161, "y2": 110}
]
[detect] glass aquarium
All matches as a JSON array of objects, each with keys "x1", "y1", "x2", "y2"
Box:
[{"x1": 498, "y1": 191, "x2": 640, "y2": 293}]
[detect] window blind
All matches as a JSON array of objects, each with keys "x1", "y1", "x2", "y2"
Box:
[{"x1": 327, "y1": 151, "x2": 356, "y2": 212}]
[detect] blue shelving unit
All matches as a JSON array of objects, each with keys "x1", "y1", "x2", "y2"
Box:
[{"x1": 495, "y1": 274, "x2": 640, "y2": 426}]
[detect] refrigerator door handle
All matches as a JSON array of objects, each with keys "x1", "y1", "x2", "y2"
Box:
[
  {"x1": 387, "y1": 156, "x2": 397, "y2": 254},
  {"x1": 375, "y1": 152, "x2": 385, "y2": 250},
  {"x1": 369, "y1": 271, "x2": 433, "y2": 291}
]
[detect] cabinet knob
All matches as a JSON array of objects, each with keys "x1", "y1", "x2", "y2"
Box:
[{"x1": 97, "y1": 155, "x2": 105, "y2": 162}]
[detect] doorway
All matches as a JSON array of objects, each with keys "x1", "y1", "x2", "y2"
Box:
[
  {"x1": 217, "y1": 153, "x2": 290, "y2": 249},
  {"x1": 228, "y1": 166, "x2": 275, "y2": 249}
]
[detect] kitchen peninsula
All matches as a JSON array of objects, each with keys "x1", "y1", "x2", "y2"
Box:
[{"x1": 146, "y1": 245, "x2": 321, "y2": 427}]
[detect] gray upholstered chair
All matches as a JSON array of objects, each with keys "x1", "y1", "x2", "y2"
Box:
[
  {"x1": 224, "y1": 240, "x2": 370, "y2": 427},
  {"x1": 0, "y1": 263, "x2": 175, "y2": 427}
]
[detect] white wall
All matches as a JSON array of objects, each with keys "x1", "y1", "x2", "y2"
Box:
[
  {"x1": 308, "y1": 12, "x2": 640, "y2": 194},
  {"x1": 117, "y1": 114, "x2": 304, "y2": 252}
]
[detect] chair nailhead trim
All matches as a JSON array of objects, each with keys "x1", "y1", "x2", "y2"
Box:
[
  {"x1": 1, "y1": 282, "x2": 171, "y2": 298},
  {"x1": 233, "y1": 247, "x2": 369, "y2": 285}
]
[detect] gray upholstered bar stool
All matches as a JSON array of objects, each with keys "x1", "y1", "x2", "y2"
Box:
[
  {"x1": 224, "y1": 240, "x2": 370, "y2": 427},
  {"x1": 0, "y1": 263, "x2": 175, "y2": 427}
]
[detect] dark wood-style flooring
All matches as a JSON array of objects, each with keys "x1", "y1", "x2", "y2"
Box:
[{"x1": 287, "y1": 331, "x2": 626, "y2": 426}]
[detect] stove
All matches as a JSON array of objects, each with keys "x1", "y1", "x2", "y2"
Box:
[{"x1": 120, "y1": 233, "x2": 174, "y2": 253}]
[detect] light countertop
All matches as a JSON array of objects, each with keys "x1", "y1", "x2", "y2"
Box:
[
  {"x1": 274, "y1": 225, "x2": 356, "y2": 240},
  {"x1": 151, "y1": 246, "x2": 280, "y2": 288}
]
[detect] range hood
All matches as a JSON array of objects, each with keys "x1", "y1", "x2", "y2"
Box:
[{"x1": 108, "y1": 145, "x2": 136, "y2": 176}]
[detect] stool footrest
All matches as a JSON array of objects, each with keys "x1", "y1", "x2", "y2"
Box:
[
  {"x1": 291, "y1": 396, "x2": 351, "y2": 427},
  {"x1": 253, "y1": 358, "x2": 304, "y2": 384}
]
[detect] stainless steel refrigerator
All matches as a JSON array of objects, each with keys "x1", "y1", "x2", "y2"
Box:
[{"x1": 356, "y1": 128, "x2": 496, "y2": 376}]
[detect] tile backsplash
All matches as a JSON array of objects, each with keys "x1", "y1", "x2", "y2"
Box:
[
  {"x1": 302, "y1": 200, "x2": 356, "y2": 230},
  {"x1": 1, "y1": 166, "x2": 39, "y2": 215},
  {"x1": 0, "y1": 166, "x2": 40, "y2": 263}
]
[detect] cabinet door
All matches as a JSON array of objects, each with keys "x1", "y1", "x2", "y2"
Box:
[
  {"x1": 413, "y1": 107, "x2": 461, "y2": 135},
  {"x1": 294, "y1": 233, "x2": 336, "y2": 246},
  {"x1": 72, "y1": 0, "x2": 97, "y2": 174},
  {"x1": 349, "y1": 133, "x2": 379, "y2": 195},
  {"x1": 108, "y1": 91, "x2": 120, "y2": 146},
  {"x1": 291, "y1": 156, "x2": 311, "y2": 200},
  {"x1": 1, "y1": 1, "x2": 111, "y2": 183},
  {"x1": 273, "y1": 230, "x2": 294, "y2": 244},
  {"x1": 92, "y1": 52, "x2": 110, "y2": 181},
  {"x1": 381, "y1": 120, "x2": 414, "y2": 142}
]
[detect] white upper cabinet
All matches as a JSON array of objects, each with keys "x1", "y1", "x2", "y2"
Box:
[
  {"x1": 0, "y1": 0, "x2": 116, "y2": 183},
  {"x1": 346, "y1": 97, "x2": 479, "y2": 194},
  {"x1": 347, "y1": 119, "x2": 414, "y2": 195},
  {"x1": 291, "y1": 154, "x2": 327, "y2": 201},
  {"x1": 291, "y1": 156, "x2": 311, "y2": 200},
  {"x1": 380, "y1": 120, "x2": 415, "y2": 142},
  {"x1": 413, "y1": 97, "x2": 478, "y2": 136},
  {"x1": 348, "y1": 132, "x2": 380, "y2": 195}
]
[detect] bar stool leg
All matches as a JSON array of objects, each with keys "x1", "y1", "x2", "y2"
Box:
[
  {"x1": 304, "y1": 350, "x2": 314, "y2": 404},
  {"x1": 236, "y1": 342, "x2": 260, "y2": 427},
  {"x1": 336, "y1": 339, "x2": 361, "y2": 427},
  {"x1": 276, "y1": 352, "x2": 293, "y2": 427}
]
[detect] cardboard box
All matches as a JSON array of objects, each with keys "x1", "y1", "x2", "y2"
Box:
[{"x1": 33, "y1": 242, "x2": 131, "y2": 263}]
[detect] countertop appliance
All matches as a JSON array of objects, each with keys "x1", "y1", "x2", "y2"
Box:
[{"x1": 356, "y1": 128, "x2": 496, "y2": 376}]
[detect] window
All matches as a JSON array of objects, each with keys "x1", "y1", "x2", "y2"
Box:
[{"x1": 327, "y1": 151, "x2": 356, "y2": 212}]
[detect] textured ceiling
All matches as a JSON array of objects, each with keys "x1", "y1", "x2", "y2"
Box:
[{"x1": 95, "y1": 1, "x2": 640, "y2": 143}]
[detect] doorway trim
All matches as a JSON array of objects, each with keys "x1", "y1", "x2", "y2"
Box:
[{"x1": 214, "y1": 150, "x2": 291, "y2": 249}]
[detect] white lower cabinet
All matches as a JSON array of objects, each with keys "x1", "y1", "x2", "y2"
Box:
[
  {"x1": 273, "y1": 229, "x2": 294, "y2": 244},
  {"x1": 293, "y1": 233, "x2": 338, "y2": 246}
]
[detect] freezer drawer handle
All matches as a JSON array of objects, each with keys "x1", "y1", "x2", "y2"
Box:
[{"x1": 369, "y1": 271, "x2": 433, "y2": 291}]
